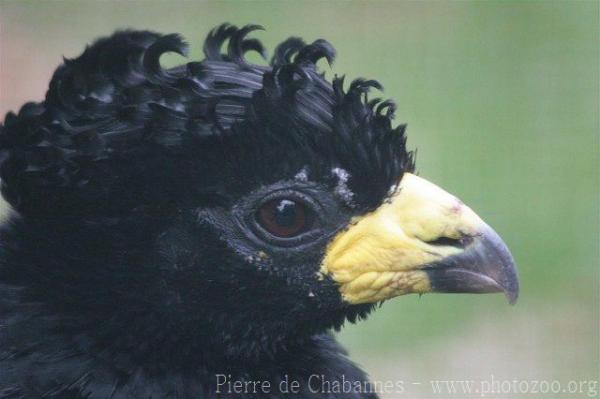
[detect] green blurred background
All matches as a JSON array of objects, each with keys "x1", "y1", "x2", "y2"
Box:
[{"x1": 1, "y1": 1, "x2": 598, "y2": 397}]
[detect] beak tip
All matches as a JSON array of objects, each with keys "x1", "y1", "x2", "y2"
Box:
[
  {"x1": 475, "y1": 224, "x2": 520, "y2": 305},
  {"x1": 425, "y1": 224, "x2": 520, "y2": 305},
  {"x1": 505, "y1": 288, "x2": 518, "y2": 305},
  {"x1": 503, "y1": 276, "x2": 519, "y2": 305}
]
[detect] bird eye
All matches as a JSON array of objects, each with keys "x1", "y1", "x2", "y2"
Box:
[{"x1": 257, "y1": 198, "x2": 313, "y2": 238}]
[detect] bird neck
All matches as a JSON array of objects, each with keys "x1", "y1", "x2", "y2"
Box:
[{"x1": 0, "y1": 216, "x2": 334, "y2": 370}]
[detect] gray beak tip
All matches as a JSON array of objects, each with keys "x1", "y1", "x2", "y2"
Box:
[{"x1": 425, "y1": 224, "x2": 520, "y2": 305}]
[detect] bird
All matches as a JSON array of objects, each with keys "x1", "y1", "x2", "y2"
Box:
[{"x1": 0, "y1": 24, "x2": 518, "y2": 398}]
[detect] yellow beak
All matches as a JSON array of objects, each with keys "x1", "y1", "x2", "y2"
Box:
[{"x1": 320, "y1": 173, "x2": 519, "y2": 304}]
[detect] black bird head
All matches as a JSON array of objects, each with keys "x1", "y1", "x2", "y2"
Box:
[{"x1": 0, "y1": 25, "x2": 518, "y2": 365}]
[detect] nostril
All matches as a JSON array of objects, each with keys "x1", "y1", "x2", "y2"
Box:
[{"x1": 426, "y1": 235, "x2": 472, "y2": 249}]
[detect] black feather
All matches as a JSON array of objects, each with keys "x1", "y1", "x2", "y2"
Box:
[{"x1": 0, "y1": 24, "x2": 414, "y2": 398}]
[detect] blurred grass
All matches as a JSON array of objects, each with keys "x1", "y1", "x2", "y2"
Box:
[{"x1": 1, "y1": 0, "x2": 598, "y2": 392}]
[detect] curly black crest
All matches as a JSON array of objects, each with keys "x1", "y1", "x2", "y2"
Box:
[{"x1": 0, "y1": 24, "x2": 414, "y2": 219}]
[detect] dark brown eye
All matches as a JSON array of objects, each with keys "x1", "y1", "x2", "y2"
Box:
[{"x1": 257, "y1": 198, "x2": 311, "y2": 238}]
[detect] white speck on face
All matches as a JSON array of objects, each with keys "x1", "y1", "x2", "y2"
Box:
[
  {"x1": 294, "y1": 167, "x2": 309, "y2": 182},
  {"x1": 0, "y1": 189, "x2": 13, "y2": 226},
  {"x1": 331, "y1": 167, "x2": 355, "y2": 207}
]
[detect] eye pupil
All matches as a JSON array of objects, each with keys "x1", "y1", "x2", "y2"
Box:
[
  {"x1": 275, "y1": 200, "x2": 298, "y2": 227},
  {"x1": 257, "y1": 198, "x2": 311, "y2": 238}
]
